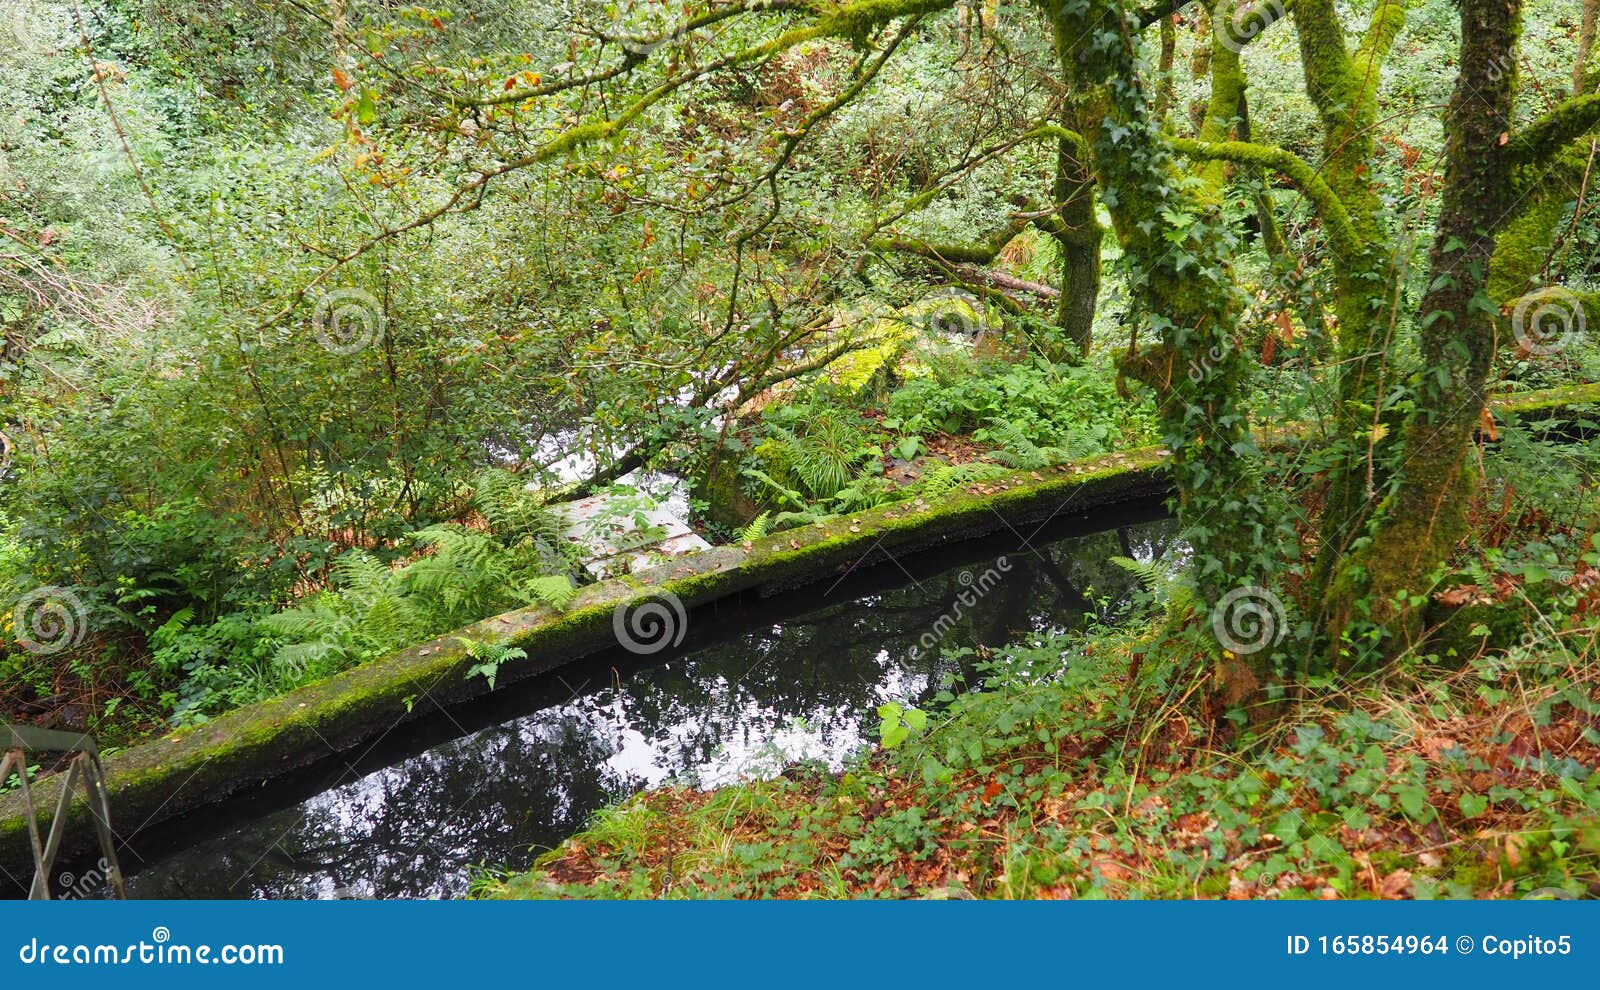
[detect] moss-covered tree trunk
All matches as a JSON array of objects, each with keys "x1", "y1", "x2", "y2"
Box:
[
  {"x1": 1052, "y1": 121, "x2": 1102, "y2": 353},
  {"x1": 1578, "y1": 0, "x2": 1598, "y2": 93},
  {"x1": 1290, "y1": 0, "x2": 1409, "y2": 601},
  {"x1": 1320, "y1": 0, "x2": 1524, "y2": 655},
  {"x1": 1041, "y1": 0, "x2": 1270, "y2": 672}
]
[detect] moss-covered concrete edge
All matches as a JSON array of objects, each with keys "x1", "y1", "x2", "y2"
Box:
[
  {"x1": 0, "y1": 445, "x2": 1171, "y2": 874},
  {"x1": 2, "y1": 381, "x2": 1590, "y2": 876}
]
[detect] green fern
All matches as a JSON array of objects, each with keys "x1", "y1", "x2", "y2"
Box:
[
  {"x1": 1110, "y1": 555, "x2": 1196, "y2": 618},
  {"x1": 976, "y1": 417, "x2": 1096, "y2": 469},
  {"x1": 470, "y1": 468, "x2": 565, "y2": 547},
  {"x1": 914, "y1": 462, "x2": 1008, "y2": 501},
  {"x1": 518, "y1": 574, "x2": 578, "y2": 610},
  {"x1": 255, "y1": 517, "x2": 580, "y2": 679},
  {"x1": 256, "y1": 550, "x2": 430, "y2": 675},
  {"x1": 406, "y1": 525, "x2": 516, "y2": 623},
  {"x1": 458, "y1": 637, "x2": 529, "y2": 690},
  {"x1": 771, "y1": 412, "x2": 874, "y2": 499},
  {"x1": 737, "y1": 511, "x2": 774, "y2": 542},
  {"x1": 740, "y1": 466, "x2": 809, "y2": 510}
]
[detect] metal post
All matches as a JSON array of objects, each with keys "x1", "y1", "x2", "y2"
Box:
[
  {"x1": 2, "y1": 724, "x2": 127, "y2": 899},
  {"x1": 80, "y1": 755, "x2": 127, "y2": 899}
]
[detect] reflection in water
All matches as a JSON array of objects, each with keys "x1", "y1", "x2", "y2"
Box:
[{"x1": 82, "y1": 513, "x2": 1177, "y2": 899}]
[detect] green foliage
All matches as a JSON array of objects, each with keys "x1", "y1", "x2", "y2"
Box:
[
  {"x1": 976, "y1": 417, "x2": 1093, "y2": 469},
  {"x1": 736, "y1": 511, "x2": 774, "y2": 543},
  {"x1": 1109, "y1": 554, "x2": 1197, "y2": 620},
  {"x1": 911, "y1": 462, "x2": 1009, "y2": 501},
  {"x1": 2, "y1": 0, "x2": 1595, "y2": 744},
  {"x1": 460, "y1": 637, "x2": 529, "y2": 691},
  {"x1": 153, "y1": 505, "x2": 576, "y2": 724},
  {"x1": 764, "y1": 412, "x2": 880, "y2": 501},
  {"x1": 886, "y1": 358, "x2": 1158, "y2": 458},
  {"x1": 874, "y1": 701, "x2": 929, "y2": 750},
  {"x1": 492, "y1": 612, "x2": 1600, "y2": 900}
]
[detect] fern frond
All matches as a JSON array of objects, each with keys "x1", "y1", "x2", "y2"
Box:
[
  {"x1": 471, "y1": 468, "x2": 563, "y2": 545},
  {"x1": 740, "y1": 466, "x2": 809, "y2": 510},
  {"x1": 737, "y1": 511, "x2": 774, "y2": 542},
  {"x1": 915, "y1": 462, "x2": 1008, "y2": 501},
  {"x1": 1110, "y1": 554, "x2": 1196, "y2": 618},
  {"x1": 1110, "y1": 555, "x2": 1166, "y2": 589},
  {"x1": 518, "y1": 574, "x2": 578, "y2": 611}
]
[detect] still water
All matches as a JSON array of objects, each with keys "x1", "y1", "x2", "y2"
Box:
[{"x1": 69, "y1": 500, "x2": 1177, "y2": 899}]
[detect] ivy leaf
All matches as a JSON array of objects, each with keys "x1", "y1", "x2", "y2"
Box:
[{"x1": 1396, "y1": 783, "x2": 1432, "y2": 821}]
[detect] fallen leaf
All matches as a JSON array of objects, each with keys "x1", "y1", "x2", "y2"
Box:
[{"x1": 1378, "y1": 869, "x2": 1412, "y2": 898}]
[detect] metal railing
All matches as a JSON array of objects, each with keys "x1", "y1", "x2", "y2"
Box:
[{"x1": 1, "y1": 724, "x2": 127, "y2": 899}]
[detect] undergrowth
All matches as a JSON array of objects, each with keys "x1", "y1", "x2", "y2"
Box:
[{"x1": 478, "y1": 547, "x2": 1600, "y2": 900}]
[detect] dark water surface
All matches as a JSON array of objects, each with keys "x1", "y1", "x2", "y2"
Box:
[{"x1": 62, "y1": 499, "x2": 1177, "y2": 899}]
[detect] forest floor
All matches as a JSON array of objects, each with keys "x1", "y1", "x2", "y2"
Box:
[{"x1": 482, "y1": 510, "x2": 1600, "y2": 900}]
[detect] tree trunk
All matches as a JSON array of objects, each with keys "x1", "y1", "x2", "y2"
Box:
[
  {"x1": 1320, "y1": 0, "x2": 1523, "y2": 657},
  {"x1": 1052, "y1": 129, "x2": 1101, "y2": 353},
  {"x1": 1043, "y1": 0, "x2": 1269, "y2": 660},
  {"x1": 1577, "y1": 0, "x2": 1598, "y2": 94},
  {"x1": 1154, "y1": 14, "x2": 1177, "y2": 126},
  {"x1": 1289, "y1": 0, "x2": 1408, "y2": 605}
]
